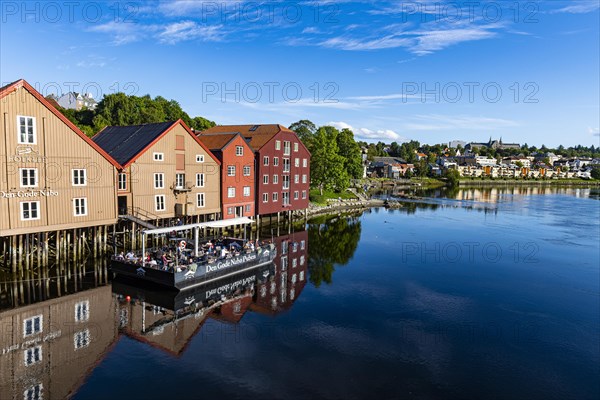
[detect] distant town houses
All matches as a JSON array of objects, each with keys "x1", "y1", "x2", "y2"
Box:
[
  {"x1": 369, "y1": 157, "x2": 414, "y2": 179},
  {"x1": 465, "y1": 137, "x2": 520, "y2": 151},
  {"x1": 48, "y1": 91, "x2": 98, "y2": 111}
]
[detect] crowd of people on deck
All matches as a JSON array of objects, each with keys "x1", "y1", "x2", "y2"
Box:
[{"x1": 114, "y1": 237, "x2": 268, "y2": 273}]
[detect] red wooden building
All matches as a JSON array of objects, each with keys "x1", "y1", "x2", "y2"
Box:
[
  {"x1": 196, "y1": 132, "x2": 255, "y2": 219},
  {"x1": 199, "y1": 125, "x2": 310, "y2": 217}
]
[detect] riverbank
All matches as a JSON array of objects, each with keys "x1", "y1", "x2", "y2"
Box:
[{"x1": 458, "y1": 178, "x2": 599, "y2": 186}]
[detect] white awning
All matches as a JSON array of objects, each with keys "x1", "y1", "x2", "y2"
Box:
[{"x1": 141, "y1": 217, "x2": 254, "y2": 236}]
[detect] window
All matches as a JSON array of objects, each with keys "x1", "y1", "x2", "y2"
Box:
[
  {"x1": 263, "y1": 156, "x2": 269, "y2": 166},
  {"x1": 196, "y1": 193, "x2": 205, "y2": 208},
  {"x1": 227, "y1": 207, "x2": 234, "y2": 215},
  {"x1": 292, "y1": 242, "x2": 298, "y2": 252},
  {"x1": 228, "y1": 187, "x2": 236, "y2": 198},
  {"x1": 272, "y1": 192, "x2": 278, "y2": 202},
  {"x1": 275, "y1": 140, "x2": 281, "y2": 150},
  {"x1": 74, "y1": 329, "x2": 90, "y2": 350},
  {"x1": 73, "y1": 198, "x2": 87, "y2": 216},
  {"x1": 300, "y1": 255, "x2": 305, "y2": 265},
  {"x1": 155, "y1": 195, "x2": 166, "y2": 211},
  {"x1": 196, "y1": 154, "x2": 204, "y2": 163},
  {"x1": 292, "y1": 258, "x2": 297, "y2": 268},
  {"x1": 227, "y1": 166, "x2": 236, "y2": 176},
  {"x1": 24, "y1": 383, "x2": 42, "y2": 400},
  {"x1": 236, "y1": 146, "x2": 244, "y2": 156},
  {"x1": 294, "y1": 142, "x2": 299, "y2": 152},
  {"x1": 72, "y1": 169, "x2": 87, "y2": 186},
  {"x1": 302, "y1": 190, "x2": 307, "y2": 199},
  {"x1": 273, "y1": 157, "x2": 279, "y2": 166},
  {"x1": 273, "y1": 174, "x2": 278, "y2": 184},
  {"x1": 303, "y1": 158, "x2": 307, "y2": 167},
  {"x1": 262, "y1": 193, "x2": 268, "y2": 202},
  {"x1": 294, "y1": 174, "x2": 299, "y2": 184},
  {"x1": 154, "y1": 173, "x2": 164, "y2": 189},
  {"x1": 243, "y1": 166, "x2": 251, "y2": 176},
  {"x1": 282, "y1": 192, "x2": 290, "y2": 206},
  {"x1": 23, "y1": 315, "x2": 43, "y2": 337},
  {"x1": 243, "y1": 186, "x2": 250, "y2": 197},
  {"x1": 21, "y1": 201, "x2": 40, "y2": 221},
  {"x1": 294, "y1": 158, "x2": 299, "y2": 167},
  {"x1": 300, "y1": 240, "x2": 305, "y2": 250},
  {"x1": 294, "y1": 191, "x2": 299, "y2": 200},
  {"x1": 282, "y1": 175, "x2": 290, "y2": 189},
  {"x1": 282, "y1": 241, "x2": 288, "y2": 254},
  {"x1": 302, "y1": 174, "x2": 307, "y2": 183},
  {"x1": 118, "y1": 173, "x2": 127, "y2": 190},
  {"x1": 17, "y1": 115, "x2": 36, "y2": 144},
  {"x1": 300, "y1": 270, "x2": 305, "y2": 281},
  {"x1": 24, "y1": 346, "x2": 42, "y2": 366},
  {"x1": 245, "y1": 204, "x2": 251, "y2": 212},
  {"x1": 196, "y1": 173, "x2": 205, "y2": 187},
  {"x1": 20, "y1": 168, "x2": 37, "y2": 188},
  {"x1": 153, "y1": 152, "x2": 164, "y2": 161},
  {"x1": 263, "y1": 175, "x2": 269, "y2": 184},
  {"x1": 283, "y1": 141, "x2": 291, "y2": 155},
  {"x1": 283, "y1": 158, "x2": 290, "y2": 172},
  {"x1": 175, "y1": 173, "x2": 185, "y2": 189},
  {"x1": 75, "y1": 300, "x2": 89, "y2": 322}
]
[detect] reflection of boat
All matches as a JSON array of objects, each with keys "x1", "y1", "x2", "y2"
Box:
[
  {"x1": 112, "y1": 261, "x2": 275, "y2": 310},
  {"x1": 110, "y1": 217, "x2": 276, "y2": 290}
]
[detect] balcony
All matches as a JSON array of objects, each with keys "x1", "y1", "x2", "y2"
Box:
[{"x1": 171, "y1": 181, "x2": 193, "y2": 192}]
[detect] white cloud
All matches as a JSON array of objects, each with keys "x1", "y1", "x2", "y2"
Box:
[
  {"x1": 327, "y1": 121, "x2": 354, "y2": 130},
  {"x1": 551, "y1": 1, "x2": 600, "y2": 14},
  {"x1": 403, "y1": 114, "x2": 519, "y2": 131},
  {"x1": 588, "y1": 127, "x2": 600, "y2": 136},
  {"x1": 158, "y1": 21, "x2": 224, "y2": 44},
  {"x1": 357, "y1": 128, "x2": 401, "y2": 141}
]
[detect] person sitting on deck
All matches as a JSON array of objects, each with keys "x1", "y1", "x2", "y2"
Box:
[
  {"x1": 115, "y1": 252, "x2": 125, "y2": 261},
  {"x1": 220, "y1": 247, "x2": 229, "y2": 259},
  {"x1": 125, "y1": 251, "x2": 135, "y2": 260}
]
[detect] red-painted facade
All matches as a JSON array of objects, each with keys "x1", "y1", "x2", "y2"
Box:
[{"x1": 197, "y1": 133, "x2": 255, "y2": 219}]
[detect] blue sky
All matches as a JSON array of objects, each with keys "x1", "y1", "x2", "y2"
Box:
[{"x1": 1, "y1": 0, "x2": 599, "y2": 147}]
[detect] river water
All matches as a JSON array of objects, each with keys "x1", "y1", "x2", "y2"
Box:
[{"x1": 1, "y1": 187, "x2": 598, "y2": 399}]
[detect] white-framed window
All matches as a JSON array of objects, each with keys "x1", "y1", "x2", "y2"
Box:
[
  {"x1": 228, "y1": 187, "x2": 236, "y2": 198},
  {"x1": 283, "y1": 158, "x2": 290, "y2": 172},
  {"x1": 196, "y1": 154, "x2": 204, "y2": 163},
  {"x1": 73, "y1": 197, "x2": 87, "y2": 216},
  {"x1": 196, "y1": 173, "x2": 205, "y2": 187},
  {"x1": 175, "y1": 173, "x2": 185, "y2": 189},
  {"x1": 74, "y1": 329, "x2": 90, "y2": 350},
  {"x1": 300, "y1": 255, "x2": 305, "y2": 265},
  {"x1": 24, "y1": 346, "x2": 42, "y2": 367},
  {"x1": 235, "y1": 146, "x2": 244, "y2": 156},
  {"x1": 282, "y1": 192, "x2": 290, "y2": 205},
  {"x1": 17, "y1": 115, "x2": 36, "y2": 144},
  {"x1": 154, "y1": 173, "x2": 164, "y2": 189},
  {"x1": 282, "y1": 175, "x2": 290, "y2": 189},
  {"x1": 23, "y1": 383, "x2": 43, "y2": 400},
  {"x1": 294, "y1": 142, "x2": 299, "y2": 152},
  {"x1": 283, "y1": 141, "x2": 291, "y2": 155},
  {"x1": 262, "y1": 193, "x2": 268, "y2": 202},
  {"x1": 23, "y1": 315, "x2": 43, "y2": 337},
  {"x1": 275, "y1": 140, "x2": 281, "y2": 150},
  {"x1": 294, "y1": 191, "x2": 299, "y2": 200},
  {"x1": 300, "y1": 240, "x2": 305, "y2": 250},
  {"x1": 263, "y1": 175, "x2": 269, "y2": 184},
  {"x1": 302, "y1": 190, "x2": 307, "y2": 199},
  {"x1": 292, "y1": 258, "x2": 298, "y2": 268},
  {"x1": 196, "y1": 193, "x2": 205, "y2": 208},
  {"x1": 155, "y1": 195, "x2": 166, "y2": 211},
  {"x1": 272, "y1": 192, "x2": 278, "y2": 202},
  {"x1": 263, "y1": 156, "x2": 269, "y2": 166},
  {"x1": 118, "y1": 173, "x2": 127, "y2": 190},
  {"x1": 273, "y1": 157, "x2": 279, "y2": 166},
  {"x1": 227, "y1": 207, "x2": 234, "y2": 215},
  {"x1": 245, "y1": 204, "x2": 251, "y2": 212},
  {"x1": 72, "y1": 169, "x2": 87, "y2": 186},
  {"x1": 75, "y1": 300, "x2": 89, "y2": 322},
  {"x1": 302, "y1": 174, "x2": 307, "y2": 183},
  {"x1": 303, "y1": 158, "x2": 307, "y2": 167},
  {"x1": 294, "y1": 174, "x2": 299, "y2": 184},
  {"x1": 20, "y1": 168, "x2": 37, "y2": 188},
  {"x1": 273, "y1": 174, "x2": 279, "y2": 184},
  {"x1": 227, "y1": 165, "x2": 236, "y2": 176},
  {"x1": 292, "y1": 242, "x2": 298, "y2": 252},
  {"x1": 153, "y1": 152, "x2": 164, "y2": 162},
  {"x1": 243, "y1": 186, "x2": 250, "y2": 197},
  {"x1": 294, "y1": 158, "x2": 299, "y2": 167},
  {"x1": 243, "y1": 166, "x2": 251, "y2": 176},
  {"x1": 21, "y1": 201, "x2": 40, "y2": 221}
]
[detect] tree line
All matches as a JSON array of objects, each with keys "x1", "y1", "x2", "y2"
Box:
[{"x1": 54, "y1": 93, "x2": 215, "y2": 137}]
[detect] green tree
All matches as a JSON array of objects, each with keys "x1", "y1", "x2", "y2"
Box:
[
  {"x1": 336, "y1": 128, "x2": 363, "y2": 179},
  {"x1": 310, "y1": 127, "x2": 348, "y2": 194},
  {"x1": 444, "y1": 168, "x2": 461, "y2": 186},
  {"x1": 289, "y1": 120, "x2": 317, "y2": 150}
]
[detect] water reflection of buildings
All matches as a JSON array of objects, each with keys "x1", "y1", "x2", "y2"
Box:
[{"x1": 0, "y1": 229, "x2": 309, "y2": 398}]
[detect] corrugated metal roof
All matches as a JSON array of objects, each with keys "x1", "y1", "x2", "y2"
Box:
[{"x1": 93, "y1": 121, "x2": 175, "y2": 166}]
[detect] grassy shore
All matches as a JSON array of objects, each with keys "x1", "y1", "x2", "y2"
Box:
[{"x1": 309, "y1": 188, "x2": 358, "y2": 206}]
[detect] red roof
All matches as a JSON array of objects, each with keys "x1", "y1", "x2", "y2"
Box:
[
  {"x1": 0, "y1": 79, "x2": 121, "y2": 169},
  {"x1": 200, "y1": 124, "x2": 300, "y2": 151}
]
